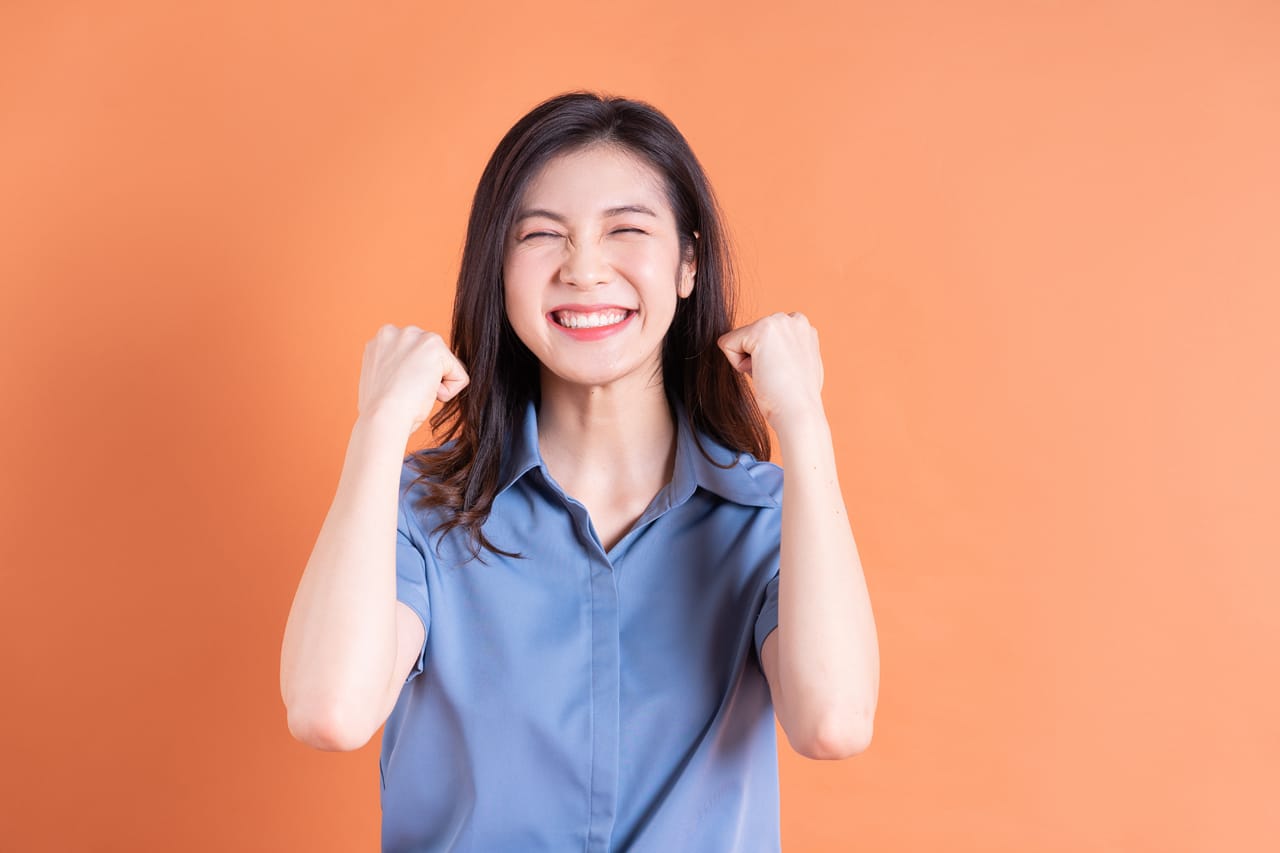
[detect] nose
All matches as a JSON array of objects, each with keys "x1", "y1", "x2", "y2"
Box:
[{"x1": 559, "y1": 238, "x2": 611, "y2": 289}]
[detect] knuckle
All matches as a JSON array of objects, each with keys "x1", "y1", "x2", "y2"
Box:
[{"x1": 413, "y1": 331, "x2": 442, "y2": 350}]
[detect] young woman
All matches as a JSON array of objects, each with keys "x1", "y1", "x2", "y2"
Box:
[{"x1": 281, "y1": 91, "x2": 879, "y2": 852}]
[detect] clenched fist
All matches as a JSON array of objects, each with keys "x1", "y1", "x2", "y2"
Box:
[
  {"x1": 358, "y1": 324, "x2": 470, "y2": 434},
  {"x1": 717, "y1": 312, "x2": 824, "y2": 432}
]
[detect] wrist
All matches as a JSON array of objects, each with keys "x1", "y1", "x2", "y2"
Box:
[
  {"x1": 354, "y1": 405, "x2": 416, "y2": 441},
  {"x1": 769, "y1": 399, "x2": 829, "y2": 444}
]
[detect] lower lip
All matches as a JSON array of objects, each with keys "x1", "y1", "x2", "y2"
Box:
[{"x1": 547, "y1": 311, "x2": 636, "y2": 341}]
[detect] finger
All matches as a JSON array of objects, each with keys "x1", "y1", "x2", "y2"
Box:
[
  {"x1": 437, "y1": 356, "x2": 470, "y2": 401},
  {"x1": 717, "y1": 332, "x2": 752, "y2": 372},
  {"x1": 721, "y1": 347, "x2": 751, "y2": 373},
  {"x1": 437, "y1": 378, "x2": 467, "y2": 402},
  {"x1": 717, "y1": 323, "x2": 756, "y2": 355}
]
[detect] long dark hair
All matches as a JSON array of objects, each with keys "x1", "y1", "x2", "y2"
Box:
[{"x1": 408, "y1": 90, "x2": 770, "y2": 562}]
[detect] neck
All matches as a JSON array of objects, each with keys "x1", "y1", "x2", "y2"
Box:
[{"x1": 535, "y1": 369, "x2": 677, "y2": 496}]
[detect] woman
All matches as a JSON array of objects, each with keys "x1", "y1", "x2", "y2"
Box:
[{"x1": 280, "y1": 91, "x2": 879, "y2": 852}]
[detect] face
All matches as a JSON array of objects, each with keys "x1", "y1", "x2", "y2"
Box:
[{"x1": 502, "y1": 144, "x2": 695, "y2": 393}]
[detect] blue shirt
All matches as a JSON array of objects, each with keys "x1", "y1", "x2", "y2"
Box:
[{"x1": 382, "y1": 400, "x2": 784, "y2": 852}]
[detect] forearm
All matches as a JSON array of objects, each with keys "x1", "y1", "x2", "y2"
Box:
[
  {"x1": 279, "y1": 409, "x2": 410, "y2": 749},
  {"x1": 775, "y1": 409, "x2": 879, "y2": 751}
]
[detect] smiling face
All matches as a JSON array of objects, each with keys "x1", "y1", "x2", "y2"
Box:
[{"x1": 502, "y1": 143, "x2": 695, "y2": 394}]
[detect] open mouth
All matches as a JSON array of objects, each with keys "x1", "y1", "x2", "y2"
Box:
[{"x1": 550, "y1": 309, "x2": 635, "y2": 330}]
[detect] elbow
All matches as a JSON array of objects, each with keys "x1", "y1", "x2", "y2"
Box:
[
  {"x1": 286, "y1": 703, "x2": 373, "y2": 753},
  {"x1": 794, "y1": 709, "x2": 874, "y2": 761}
]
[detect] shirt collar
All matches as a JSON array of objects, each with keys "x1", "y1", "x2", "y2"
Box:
[
  {"x1": 494, "y1": 400, "x2": 543, "y2": 498},
  {"x1": 496, "y1": 399, "x2": 777, "y2": 509}
]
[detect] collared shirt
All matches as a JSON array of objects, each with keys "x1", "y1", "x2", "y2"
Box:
[{"x1": 381, "y1": 400, "x2": 784, "y2": 852}]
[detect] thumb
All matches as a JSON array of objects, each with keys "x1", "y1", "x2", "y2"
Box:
[
  {"x1": 436, "y1": 353, "x2": 471, "y2": 402},
  {"x1": 717, "y1": 329, "x2": 753, "y2": 375}
]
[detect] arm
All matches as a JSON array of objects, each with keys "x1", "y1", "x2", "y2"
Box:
[
  {"x1": 279, "y1": 324, "x2": 469, "y2": 751},
  {"x1": 764, "y1": 411, "x2": 879, "y2": 760},
  {"x1": 720, "y1": 312, "x2": 880, "y2": 760},
  {"x1": 279, "y1": 411, "x2": 415, "y2": 751}
]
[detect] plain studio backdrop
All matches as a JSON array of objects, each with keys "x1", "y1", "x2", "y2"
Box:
[{"x1": 1, "y1": 1, "x2": 1276, "y2": 850}]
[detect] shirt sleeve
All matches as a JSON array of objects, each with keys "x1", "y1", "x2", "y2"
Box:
[
  {"x1": 396, "y1": 487, "x2": 431, "y2": 684},
  {"x1": 753, "y1": 568, "x2": 780, "y2": 664}
]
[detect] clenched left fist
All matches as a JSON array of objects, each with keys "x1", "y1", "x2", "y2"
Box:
[{"x1": 717, "y1": 312, "x2": 825, "y2": 431}]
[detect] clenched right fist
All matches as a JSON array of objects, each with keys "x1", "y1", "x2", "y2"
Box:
[{"x1": 358, "y1": 324, "x2": 470, "y2": 434}]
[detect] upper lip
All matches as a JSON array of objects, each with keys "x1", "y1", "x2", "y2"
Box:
[{"x1": 548, "y1": 304, "x2": 635, "y2": 314}]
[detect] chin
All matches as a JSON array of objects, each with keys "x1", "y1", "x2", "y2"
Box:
[{"x1": 540, "y1": 359, "x2": 655, "y2": 393}]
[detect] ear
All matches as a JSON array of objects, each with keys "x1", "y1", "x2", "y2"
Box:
[
  {"x1": 678, "y1": 232, "x2": 699, "y2": 299},
  {"x1": 678, "y1": 261, "x2": 696, "y2": 299}
]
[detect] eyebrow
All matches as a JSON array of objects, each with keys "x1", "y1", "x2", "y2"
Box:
[{"x1": 513, "y1": 204, "x2": 659, "y2": 224}]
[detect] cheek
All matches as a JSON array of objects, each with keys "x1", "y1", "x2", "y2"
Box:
[
  {"x1": 504, "y1": 290, "x2": 540, "y2": 330},
  {"x1": 505, "y1": 250, "x2": 557, "y2": 293},
  {"x1": 614, "y1": 247, "x2": 678, "y2": 294},
  {"x1": 501, "y1": 279, "x2": 537, "y2": 340},
  {"x1": 503, "y1": 255, "x2": 538, "y2": 300}
]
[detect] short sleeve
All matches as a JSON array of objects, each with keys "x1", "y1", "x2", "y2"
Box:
[
  {"x1": 395, "y1": 491, "x2": 431, "y2": 684},
  {"x1": 753, "y1": 569, "x2": 780, "y2": 664}
]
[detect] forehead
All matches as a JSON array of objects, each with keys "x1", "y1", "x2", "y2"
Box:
[{"x1": 518, "y1": 145, "x2": 672, "y2": 218}]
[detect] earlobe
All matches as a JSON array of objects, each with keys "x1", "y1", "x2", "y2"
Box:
[{"x1": 679, "y1": 266, "x2": 696, "y2": 299}]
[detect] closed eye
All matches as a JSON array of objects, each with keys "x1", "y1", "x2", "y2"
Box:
[{"x1": 518, "y1": 228, "x2": 646, "y2": 241}]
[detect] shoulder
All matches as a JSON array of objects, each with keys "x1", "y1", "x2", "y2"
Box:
[
  {"x1": 692, "y1": 430, "x2": 783, "y2": 510},
  {"x1": 401, "y1": 441, "x2": 459, "y2": 489},
  {"x1": 737, "y1": 454, "x2": 783, "y2": 506},
  {"x1": 398, "y1": 442, "x2": 462, "y2": 537}
]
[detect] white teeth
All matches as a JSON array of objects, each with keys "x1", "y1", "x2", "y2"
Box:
[{"x1": 554, "y1": 310, "x2": 628, "y2": 329}]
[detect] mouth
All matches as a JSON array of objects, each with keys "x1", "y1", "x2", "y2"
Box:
[{"x1": 549, "y1": 307, "x2": 636, "y2": 330}]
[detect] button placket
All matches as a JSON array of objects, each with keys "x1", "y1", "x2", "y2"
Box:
[{"x1": 584, "y1": 545, "x2": 620, "y2": 851}]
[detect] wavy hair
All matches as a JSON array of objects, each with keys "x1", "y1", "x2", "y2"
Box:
[{"x1": 408, "y1": 90, "x2": 770, "y2": 562}]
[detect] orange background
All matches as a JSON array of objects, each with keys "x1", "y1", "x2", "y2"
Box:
[{"x1": 2, "y1": 1, "x2": 1277, "y2": 850}]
